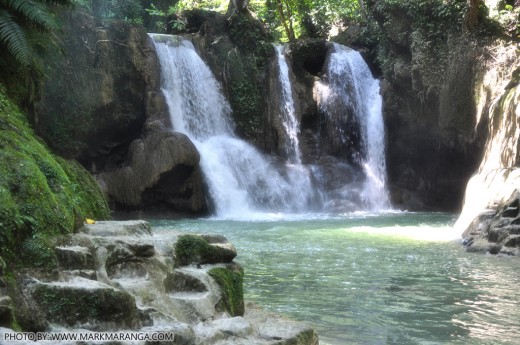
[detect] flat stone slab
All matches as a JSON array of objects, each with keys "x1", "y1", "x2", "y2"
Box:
[{"x1": 82, "y1": 220, "x2": 153, "y2": 237}]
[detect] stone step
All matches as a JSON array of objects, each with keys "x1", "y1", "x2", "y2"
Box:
[
  {"x1": 28, "y1": 277, "x2": 141, "y2": 331},
  {"x1": 81, "y1": 220, "x2": 153, "y2": 237},
  {"x1": 55, "y1": 246, "x2": 94, "y2": 271}
]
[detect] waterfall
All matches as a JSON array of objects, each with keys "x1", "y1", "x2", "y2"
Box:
[
  {"x1": 274, "y1": 44, "x2": 301, "y2": 164},
  {"x1": 318, "y1": 43, "x2": 390, "y2": 210},
  {"x1": 150, "y1": 34, "x2": 315, "y2": 217}
]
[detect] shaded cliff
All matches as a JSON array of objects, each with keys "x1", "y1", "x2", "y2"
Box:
[
  {"x1": 35, "y1": 10, "x2": 206, "y2": 215},
  {"x1": 350, "y1": 0, "x2": 494, "y2": 211}
]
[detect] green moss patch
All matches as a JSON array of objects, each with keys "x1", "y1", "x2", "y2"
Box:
[
  {"x1": 32, "y1": 283, "x2": 139, "y2": 328},
  {"x1": 175, "y1": 234, "x2": 236, "y2": 266},
  {"x1": 208, "y1": 263, "x2": 244, "y2": 317},
  {"x1": 0, "y1": 85, "x2": 109, "y2": 268}
]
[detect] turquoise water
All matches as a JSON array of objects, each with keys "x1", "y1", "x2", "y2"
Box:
[{"x1": 150, "y1": 213, "x2": 520, "y2": 345}]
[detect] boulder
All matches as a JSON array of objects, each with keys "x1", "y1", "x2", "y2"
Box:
[
  {"x1": 29, "y1": 278, "x2": 140, "y2": 330},
  {"x1": 175, "y1": 234, "x2": 237, "y2": 266},
  {"x1": 462, "y1": 191, "x2": 520, "y2": 256},
  {"x1": 55, "y1": 246, "x2": 93, "y2": 271},
  {"x1": 97, "y1": 129, "x2": 205, "y2": 214}
]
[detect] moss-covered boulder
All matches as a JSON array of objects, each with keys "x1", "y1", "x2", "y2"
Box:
[
  {"x1": 0, "y1": 86, "x2": 110, "y2": 268},
  {"x1": 209, "y1": 263, "x2": 244, "y2": 317},
  {"x1": 30, "y1": 279, "x2": 140, "y2": 330},
  {"x1": 175, "y1": 234, "x2": 237, "y2": 266}
]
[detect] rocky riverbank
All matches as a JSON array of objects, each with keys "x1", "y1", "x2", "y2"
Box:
[{"x1": 0, "y1": 221, "x2": 319, "y2": 344}]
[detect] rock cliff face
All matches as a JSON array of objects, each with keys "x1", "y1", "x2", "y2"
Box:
[
  {"x1": 0, "y1": 221, "x2": 319, "y2": 344},
  {"x1": 356, "y1": 1, "x2": 488, "y2": 210},
  {"x1": 169, "y1": 9, "x2": 273, "y2": 148},
  {"x1": 356, "y1": 1, "x2": 520, "y2": 251},
  {"x1": 456, "y1": 44, "x2": 520, "y2": 255},
  {"x1": 35, "y1": 10, "x2": 205, "y2": 215}
]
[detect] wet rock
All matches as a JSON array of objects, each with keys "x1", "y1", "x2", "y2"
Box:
[
  {"x1": 55, "y1": 246, "x2": 93, "y2": 270},
  {"x1": 243, "y1": 302, "x2": 319, "y2": 345},
  {"x1": 165, "y1": 270, "x2": 208, "y2": 293},
  {"x1": 167, "y1": 267, "x2": 222, "y2": 323},
  {"x1": 208, "y1": 317, "x2": 253, "y2": 337},
  {"x1": 140, "y1": 324, "x2": 196, "y2": 345},
  {"x1": 463, "y1": 192, "x2": 520, "y2": 256}
]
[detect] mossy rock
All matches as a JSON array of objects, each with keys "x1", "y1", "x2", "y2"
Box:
[
  {"x1": 31, "y1": 280, "x2": 139, "y2": 329},
  {"x1": 175, "y1": 234, "x2": 236, "y2": 266},
  {"x1": 208, "y1": 263, "x2": 244, "y2": 317},
  {"x1": 0, "y1": 85, "x2": 110, "y2": 269}
]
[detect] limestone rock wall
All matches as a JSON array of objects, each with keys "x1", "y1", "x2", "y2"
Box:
[{"x1": 456, "y1": 43, "x2": 520, "y2": 254}]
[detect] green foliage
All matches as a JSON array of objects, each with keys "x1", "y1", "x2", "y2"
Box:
[
  {"x1": 261, "y1": 0, "x2": 360, "y2": 41},
  {"x1": 372, "y1": 0, "x2": 466, "y2": 38},
  {"x1": 0, "y1": 0, "x2": 69, "y2": 67},
  {"x1": 229, "y1": 77, "x2": 262, "y2": 136},
  {"x1": 0, "y1": 86, "x2": 109, "y2": 268},
  {"x1": 208, "y1": 264, "x2": 244, "y2": 317},
  {"x1": 171, "y1": 0, "x2": 228, "y2": 12},
  {"x1": 20, "y1": 234, "x2": 57, "y2": 269}
]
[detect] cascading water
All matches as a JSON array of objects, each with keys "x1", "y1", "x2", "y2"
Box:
[
  {"x1": 274, "y1": 44, "x2": 301, "y2": 164},
  {"x1": 317, "y1": 43, "x2": 390, "y2": 210},
  {"x1": 150, "y1": 34, "x2": 315, "y2": 217}
]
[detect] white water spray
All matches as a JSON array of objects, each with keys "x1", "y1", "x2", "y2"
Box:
[{"x1": 150, "y1": 34, "x2": 314, "y2": 217}]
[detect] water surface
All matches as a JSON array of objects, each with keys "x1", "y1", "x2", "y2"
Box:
[{"x1": 150, "y1": 213, "x2": 520, "y2": 345}]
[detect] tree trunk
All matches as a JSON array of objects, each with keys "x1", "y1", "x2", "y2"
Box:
[
  {"x1": 276, "y1": 0, "x2": 295, "y2": 41},
  {"x1": 466, "y1": 0, "x2": 480, "y2": 29}
]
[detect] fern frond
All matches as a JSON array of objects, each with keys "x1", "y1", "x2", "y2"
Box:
[
  {"x1": 0, "y1": 9, "x2": 32, "y2": 66},
  {"x1": 2, "y1": 0, "x2": 56, "y2": 30}
]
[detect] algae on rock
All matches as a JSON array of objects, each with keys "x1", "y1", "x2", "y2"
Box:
[{"x1": 209, "y1": 263, "x2": 245, "y2": 317}]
